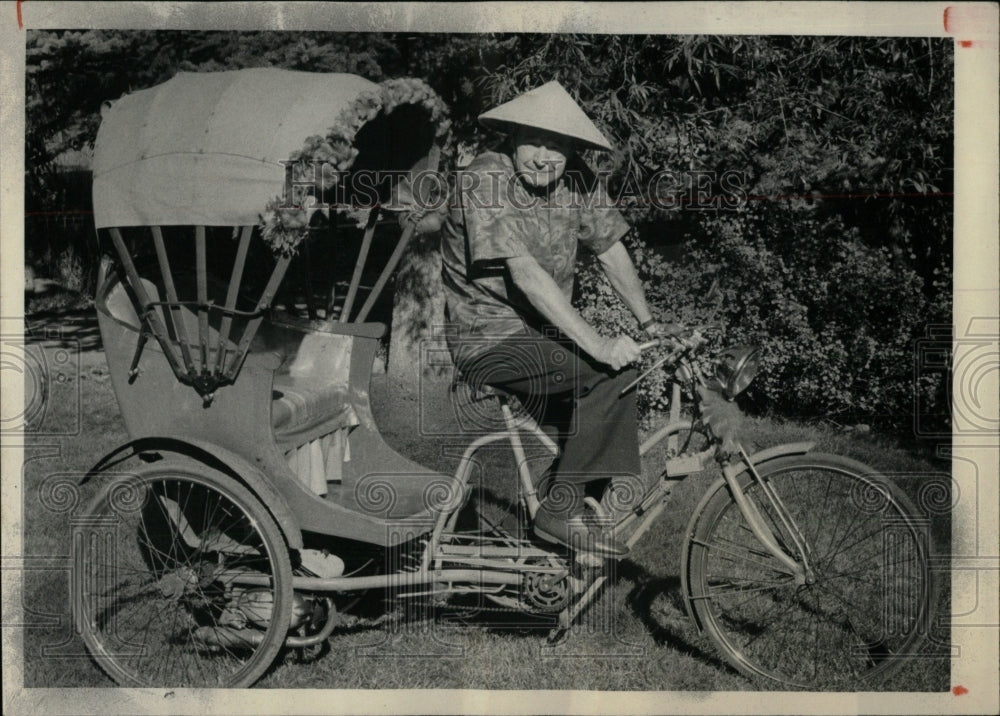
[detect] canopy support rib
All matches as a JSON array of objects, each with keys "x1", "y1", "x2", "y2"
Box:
[
  {"x1": 151, "y1": 226, "x2": 196, "y2": 376},
  {"x1": 340, "y1": 207, "x2": 379, "y2": 323},
  {"x1": 108, "y1": 228, "x2": 184, "y2": 377},
  {"x1": 195, "y1": 226, "x2": 209, "y2": 373},
  {"x1": 355, "y1": 145, "x2": 439, "y2": 323},
  {"x1": 355, "y1": 220, "x2": 416, "y2": 323},
  {"x1": 215, "y1": 225, "x2": 252, "y2": 376},
  {"x1": 226, "y1": 254, "x2": 293, "y2": 382}
]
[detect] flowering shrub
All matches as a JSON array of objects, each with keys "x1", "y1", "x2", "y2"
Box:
[{"x1": 576, "y1": 206, "x2": 944, "y2": 433}]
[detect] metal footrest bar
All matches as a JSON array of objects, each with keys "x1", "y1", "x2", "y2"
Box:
[{"x1": 228, "y1": 568, "x2": 524, "y2": 592}]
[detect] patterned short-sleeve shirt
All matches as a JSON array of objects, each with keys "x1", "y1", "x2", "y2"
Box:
[{"x1": 441, "y1": 151, "x2": 629, "y2": 361}]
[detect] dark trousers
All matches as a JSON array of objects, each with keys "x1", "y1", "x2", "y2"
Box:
[{"x1": 456, "y1": 325, "x2": 641, "y2": 494}]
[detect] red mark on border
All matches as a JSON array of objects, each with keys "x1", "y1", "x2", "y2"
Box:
[
  {"x1": 951, "y1": 685, "x2": 968, "y2": 696},
  {"x1": 944, "y1": 4, "x2": 994, "y2": 46},
  {"x1": 17, "y1": 0, "x2": 24, "y2": 29}
]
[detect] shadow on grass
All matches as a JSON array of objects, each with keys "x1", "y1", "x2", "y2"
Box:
[
  {"x1": 615, "y1": 559, "x2": 737, "y2": 676},
  {"x1": 26, "y1": 306, "x2": 103, "y2": 353}
]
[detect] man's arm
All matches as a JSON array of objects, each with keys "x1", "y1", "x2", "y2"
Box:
[
  {"x1": 594, "y1": 241, "x2": 654, "y2": 326},
  {"x1": 506, "y1": 255, "x2": 639, "y2": 370}
]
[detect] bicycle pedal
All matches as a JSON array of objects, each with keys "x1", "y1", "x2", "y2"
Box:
[
  {"x1": 665, "y1": 455, "x2": 704, "y2": 477},
  {"x1": 567, "y1": 574, "x2": 589, "y2": 593}
]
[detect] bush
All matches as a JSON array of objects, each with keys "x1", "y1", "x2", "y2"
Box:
[
  {"x1": 576, "y1": 205, "x2": 946, "y2": 435},
  {"x1": 577, "y1": 227, "x2": 717, "y2": 426}
]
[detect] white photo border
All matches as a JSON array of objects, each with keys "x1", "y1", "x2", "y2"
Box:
[{"x1": 2, "y1": 3, "x2": 997, "y2": 714}]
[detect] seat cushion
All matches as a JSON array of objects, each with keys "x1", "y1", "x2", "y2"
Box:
[{"x1": 271, "y1": 374, "x2": 357, "y2": 437}]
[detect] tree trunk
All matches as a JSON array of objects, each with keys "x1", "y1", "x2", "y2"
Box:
[{"x1": 387, "y1": 233, "x2": 452, "y2": 388}]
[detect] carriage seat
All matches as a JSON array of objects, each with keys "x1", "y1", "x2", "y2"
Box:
[
  {"x1": 271, "y1": 374, "x2": 358, "y2": 439},
  {"x1": 261, "y1": 319, "x2": 381, "y2": 441}
]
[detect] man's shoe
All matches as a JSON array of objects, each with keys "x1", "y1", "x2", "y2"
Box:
[{"x1": 533, "y1": 506, "x2": 628, "y2": 557}]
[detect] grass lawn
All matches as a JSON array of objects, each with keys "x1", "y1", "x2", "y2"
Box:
[{"x1": 17, "y1": 309, "x2": 952, "y2": 691}]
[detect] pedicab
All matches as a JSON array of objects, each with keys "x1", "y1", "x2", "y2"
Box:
[{"x1": 72, "y1": 68, "x2": 933, "y2": 689}]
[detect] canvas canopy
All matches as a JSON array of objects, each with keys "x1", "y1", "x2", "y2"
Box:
[
  {"x1": 92, "y1": 69, "x2": 447, "y2": 401},
  {"x1": 92, "y1": 68, "x2": 437, "y2": 229}
]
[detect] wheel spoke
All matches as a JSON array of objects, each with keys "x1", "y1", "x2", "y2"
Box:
[
  {"x1": 811, "y1": 582, "x2": 884, "y2": 651},
  {"x1": 702, "y1": 576, "x2": 794, "y2": 599},
  {"x1": 735, "y1": 593, "x2": 807, "y2": 651},
  {"x1": 809, "y1": 474, "x2": 835, "y2": 556},
  {"x1": 821, "y1": 525, "x2": 884, "y2": 563},
  {"x1": 138, "y1": 492, "x2": 176, "y2": 574},
  {"x1": 161, "y1": 597, "x2": 185, "y2": 681},
  {"x1": 705, "y1": 579, "x2": 792, "y2": 613},
  {"x1": 694, "y1": 536, "x2": 793, "y2": 576},
  {"x1": 824, "y1": 552, "x2": 922, "y2": 584}
]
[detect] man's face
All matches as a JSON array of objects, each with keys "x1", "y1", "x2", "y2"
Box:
[{"x1": 512, "y1": 129, "x2": 574, "y2": 188}]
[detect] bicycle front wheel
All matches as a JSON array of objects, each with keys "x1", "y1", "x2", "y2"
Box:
[{"x1": 684, "y1": 452, "x2": 933, "y2": 689}]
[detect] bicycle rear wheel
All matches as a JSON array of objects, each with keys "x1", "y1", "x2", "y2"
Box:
[
  {"x1": 72, "y1": 460, "x2": 293, "y2": 687},
  {"x1": 684, "y1": 452, "x2": 933, "y2": 688}
]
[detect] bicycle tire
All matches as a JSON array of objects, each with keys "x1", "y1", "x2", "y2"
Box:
[{"x1": 684, "y1": 452, "x2": 933, "y2": 689}]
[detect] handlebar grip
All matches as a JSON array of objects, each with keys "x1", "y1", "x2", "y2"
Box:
[{"x1": 638, "y1": 328, "x2": 710, "y2": 355}]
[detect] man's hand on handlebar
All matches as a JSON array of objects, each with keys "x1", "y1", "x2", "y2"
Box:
[
  {"x1": 619, "y1": 323, "x2": 709, "y2": 395},
  {"x1": 637, "y1": 325, "x2": 709, "y2": 355},
  {"x1": 596, "y1": 335, "x2": 642, "y2": 371},
  {"x1": 596, "y1": 320, "x2": 701, "y2": 371},
  {"x1": 640, "y1": 320, "x2": 683, "y2": 339}
]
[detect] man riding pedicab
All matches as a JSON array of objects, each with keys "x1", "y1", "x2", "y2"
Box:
[{"x1": 440, "y1": 81, "x2": 672, "y2": 557}]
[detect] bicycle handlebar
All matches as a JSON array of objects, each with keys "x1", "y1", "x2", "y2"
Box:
[
  {"x1": 621, "y1": 329, "x2": 710, "y2": 396},
  {"x1": 637, "y1": 329, "x2": 708, "y2": 355},
  {"x1": 619, "y1": 331, "x2": 704, "y2": 395}
]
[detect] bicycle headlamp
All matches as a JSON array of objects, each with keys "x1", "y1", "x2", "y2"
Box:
[{"x1": 715, "y1": 345, "x2": 760, "y2": 400}]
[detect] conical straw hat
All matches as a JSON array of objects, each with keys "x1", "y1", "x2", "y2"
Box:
[{"x1": 478, "y1": 81, "x2": 615, "y2": 153}]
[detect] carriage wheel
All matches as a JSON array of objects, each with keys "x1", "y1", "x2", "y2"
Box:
[{"x1": 72, "y1": 459, "x2": 294, "y2": 688}]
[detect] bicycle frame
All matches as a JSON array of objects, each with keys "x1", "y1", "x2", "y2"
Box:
[
  {"x1": 226, "y1": 409, "x2": 815, "y2": 625},
  {"x1": 639, "y1": 337, "x2": 815, "y2": 584},
  {"x1": 229, "y1": 402, "x2": 567, "y2": 597}
]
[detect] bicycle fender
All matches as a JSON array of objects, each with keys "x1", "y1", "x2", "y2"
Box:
[
  {"x1": 679, "y1": 441, "x2": 814, "y2": 632},
  {"x1": 82, "y1": 436, "x2": 303, "y2": 550},
  {"x1": 720, "y1": 441, "x2": 816, "y2": 481}
]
